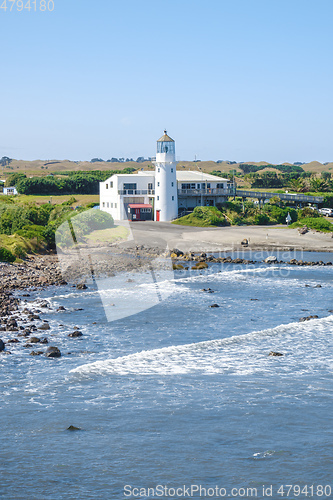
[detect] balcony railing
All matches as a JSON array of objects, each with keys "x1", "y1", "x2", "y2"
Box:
[
  {"x1": 118, "y1": 189, "x2": 155, "y2": 195},
  {"x1": 178, "y1": 188, "x2": 235, "y2": 196}
]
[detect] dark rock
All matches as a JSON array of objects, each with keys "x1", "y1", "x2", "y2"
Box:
[
  {"x1": 299, "y1": 315, "x2": 319, "y2": 322},
  {"x1": 38, "y1": 323, "x2": 50, "y2": 330},
  {"x1": 209, "y1": 304, "x2": 220, "y2": 308},
  {"x1": 40, "y1": 337, "x2": 49, "y2": 344},
  {"x1": 269, "y1": 351, "x2": 283, "y2": 356},
  {"x1": 68, "y1": 330, "x2": 83, "y2": 338},
  {"x1": 171, "y1": 248, "x2": 184, "y2": 257},
  {"x1": 7, "y1": 338, "x2": 19, "y2": 343},
  {"x1": 30, "y1": 351, "x2": 43, "y2": 356},
  {"x1": 76, "y1": 283, "x2": 87, "y2": 290},
  {"x1": 57, "y1": 306, "x2": 66, "y2": 311},
  {"x1": 0, "y1": 339, "x2": 5, "y2": 352},
  {"x1": 314, "y1": 284, "x2": 322, "y2": 288},
  {"x1": 29, "y1": 337, "x2": 41, "y2": 343},
  {"x1": 241, "y1": 238, "x2": 248, "y2": 247},
  {"x1": 45, "y1": 346, "x2": 61, "y2": 358},
  {"x1": 67, "y1": 425, "x2": 81, "y2": 431}
]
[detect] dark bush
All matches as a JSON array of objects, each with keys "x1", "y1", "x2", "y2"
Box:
[{"x1": 0, "y1": 247, "x2": 15, "y2": 262}]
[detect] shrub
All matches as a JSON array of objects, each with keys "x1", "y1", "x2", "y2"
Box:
[
  {"x1": 298, "y1": 208, "x2": 320, "y2": 219},
  {"x1": 12, "y1": 243, "x2": 26, "y2": 259},
  {"x1": 0, "y1": 247, "x2": 15, "y2": 262},
  {"x1": 290, "y1": 217, "x2": 333, "y2": 232},
  {"x1": 254, "y1": 213, "x2": 271, "y2": 225}
]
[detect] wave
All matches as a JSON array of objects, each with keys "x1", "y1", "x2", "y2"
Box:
[{"x1": 70, "y1": 315, "x2": 333, "y2": 377}]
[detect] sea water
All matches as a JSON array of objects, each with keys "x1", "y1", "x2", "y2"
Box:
[{"x1": 1, "y1": 251, "x2": 333, "y2": 499}]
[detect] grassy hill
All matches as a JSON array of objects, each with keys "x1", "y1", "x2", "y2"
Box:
[{"x1": 1, "y1": 158, "x2": 333, "y2": 182}]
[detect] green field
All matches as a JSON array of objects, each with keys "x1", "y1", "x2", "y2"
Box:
[{"x1": 8, "y1": 194, "x2": 99, "y2": 206}]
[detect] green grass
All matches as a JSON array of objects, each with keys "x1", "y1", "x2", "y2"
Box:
[
  {"x1": 15, "y1": 194, "x2": 99, "y2": 206},
  {"x1": 0, "y1": 232, "x2": 46, "y2": 258},
  {"x1": 85, "y1": 225, "x2": 129, "y2": 244}
]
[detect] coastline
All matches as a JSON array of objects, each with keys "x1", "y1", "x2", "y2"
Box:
[{"x1": 0, "y1": 225, "x2": 332, "y2": 357}]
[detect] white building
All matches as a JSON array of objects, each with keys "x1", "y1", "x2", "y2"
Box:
[
  {"x1": 100, "y1": 132, "x2": 234, "y2": 221},
  {"x1": 3, "y1": 186, "x2": 18, "y2": 195}
]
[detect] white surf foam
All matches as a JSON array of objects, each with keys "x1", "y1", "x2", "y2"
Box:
[{"x1": 70, "y1": 315, "x2": 333, "y2": 377}]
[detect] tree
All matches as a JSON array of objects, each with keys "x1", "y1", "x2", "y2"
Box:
[
  {"x1": 0, "y1": 157, "x2": 12, "y2": 167},
  {"x1": 5, "y1": 173, "x2": 26, "y2": 187},
  {"x1": 288, "y1": 178, "x2": 306, "y2": 193}
]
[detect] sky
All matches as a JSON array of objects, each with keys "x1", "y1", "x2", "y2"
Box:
[{"x1": 1, "y1": 0, "x2": 333, "y2": 163}]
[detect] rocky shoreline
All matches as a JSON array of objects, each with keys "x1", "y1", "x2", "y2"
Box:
[{"x1": 0, "y1": 246, "x2": 332, "y2": 357}]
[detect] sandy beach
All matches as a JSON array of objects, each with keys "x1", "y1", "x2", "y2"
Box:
[{"x1": 130, "y1": 222, "x2": 333, "y2": 253}]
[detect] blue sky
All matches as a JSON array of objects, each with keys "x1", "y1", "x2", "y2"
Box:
[{"x1": 1, "y1": 0, "x2": 333, "y2": 163}]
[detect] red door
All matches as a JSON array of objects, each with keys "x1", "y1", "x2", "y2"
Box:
[
  {"x1": 135, "y1": 208, "x2": 141, "y2": 221},
  {"x1": 156, "y1": 210, "x2": 160, "y2": 222}
]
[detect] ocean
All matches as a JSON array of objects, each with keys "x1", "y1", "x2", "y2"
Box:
[{"x1": 1, "y1": 251, "x2": 333, "y2": 500}]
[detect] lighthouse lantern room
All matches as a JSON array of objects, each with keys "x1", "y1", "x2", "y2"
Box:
[{"x1": 154, "y1": 130, "x2": 178, "y2": 222}]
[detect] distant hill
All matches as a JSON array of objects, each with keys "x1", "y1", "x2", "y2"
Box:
[{"x1": 1, "y1": 158, "x2": 332, "y2": 181}]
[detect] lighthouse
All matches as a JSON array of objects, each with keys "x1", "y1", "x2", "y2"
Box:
[{"x1": 154, "y1": 130, "x2": 178, "y2": 222}]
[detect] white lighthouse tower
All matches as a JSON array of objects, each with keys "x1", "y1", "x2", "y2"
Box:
[{"x1": 154, "y1": 130, "x2": 178, "y2": 222}]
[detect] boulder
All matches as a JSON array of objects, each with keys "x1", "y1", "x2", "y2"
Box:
[
  {"x1": 57, "y1": 306, "x2": 66, "y2": 312},
  {"x1": 76, "y1": 283, "x2": 87, "y2": 290},
  {"x1": 38, "y1": 323, "x2": 50, "y2": 330},
  {"x1": 67, "y1": 425, "x2": 81, "y2": 431},
  {"x1": 269, "y1": 351, "x2": 283, "y2": 356},
  {"x1": 241, "y1": 238, "x2": 249, "y2": 246},
  {"x1": 29, "y1": 337, "x2": 41, "y2": 344},
  {"x1": 68, "y1": 330, "x2": 83, "y2": 338},
  {"x1": 0, "y1": 339, "x2": 5, "y2": 352},
  {"x1": 209, "y1": 304, "x2": 220, "y2": 308},
  {"x1": 265, "y1": 256, "x2": 277, "y2": 264},
  {"x1": 45, "y1": 346, "x2": 61, "y2": 358},
  {"x1": 192, "y1": 262, "x2": 208, "y2": 270},
  {"x1": 171, "y1": 248, "x2": 184, "y2": 257}
]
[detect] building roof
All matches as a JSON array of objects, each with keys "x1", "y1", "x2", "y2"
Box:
[
  {"x1": 157, "y1": 130, "x2": 174, "y2": 142},
  {"x1": 128, "y1": 204, "x2": 152, "y2": 209},
  {"x1": 176, "y1": 170, "x2": 229, "y2": 182},
  {"x1": 102, "y1": 170, "x2": 228, "y2": 183}
]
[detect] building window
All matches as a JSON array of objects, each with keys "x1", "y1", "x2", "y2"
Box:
[
  {"x1": 110, "y1": 181, "x2": 113, "y2": 188},
  {"x1": 115, "y1": 203, "x2": 117, "y2": 208},
  {"x1": 157, "y1": 182, "x2": 160, "y2": 187},
  {"x1": 158, "y1": 168, "x2": 160, "y2": 173},
  {"x1": 148, "y1": 183, "x2": 153, "y2": 190},
  {"x1": 102, "y1": 202, "x2": 105, "y2": 207},
  {"x1": 207, "y1": 183, "x2": 211, "y2": 188},
  {"x1": 157, "y1": 196, "x2": 159, "y2": 200},
  {"x1": 124, "y1": 183, "x2": 137, "y2": 190},
  {"x1": 171, "y1": 168, "x2": 173, "y2": 173},
  {"x1": 171, "y1": 182, "x2": 174, "y2": 187},
  {"x1": 106, "y1": 183, "x2": 108, "y2": 189},
  {"x1": 111, "y1": 203, "x2": 113, "y2": 208},
  {"x1": 172, "y1": 196, "x2": 174, "y2": 201},
  {"x1": 107, "y1": 202, "x2": 109, "y2": 208}
]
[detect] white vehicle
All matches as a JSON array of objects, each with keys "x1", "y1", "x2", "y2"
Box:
[{"x1": 319, "y1": 208, "x2": 333, "y2": 217}]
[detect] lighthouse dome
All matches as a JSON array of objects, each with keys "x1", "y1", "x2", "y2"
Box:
[
  {"x1": 157, "y1": 130, "x2": 175, "y2": 143},
  {"x1": 157, "y1": 130, "x2": 175, "y2": 155}
]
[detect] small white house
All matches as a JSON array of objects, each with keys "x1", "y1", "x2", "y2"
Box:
[{"x1": 3, "y1": 186, "x2": 18, "y2": 195}]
